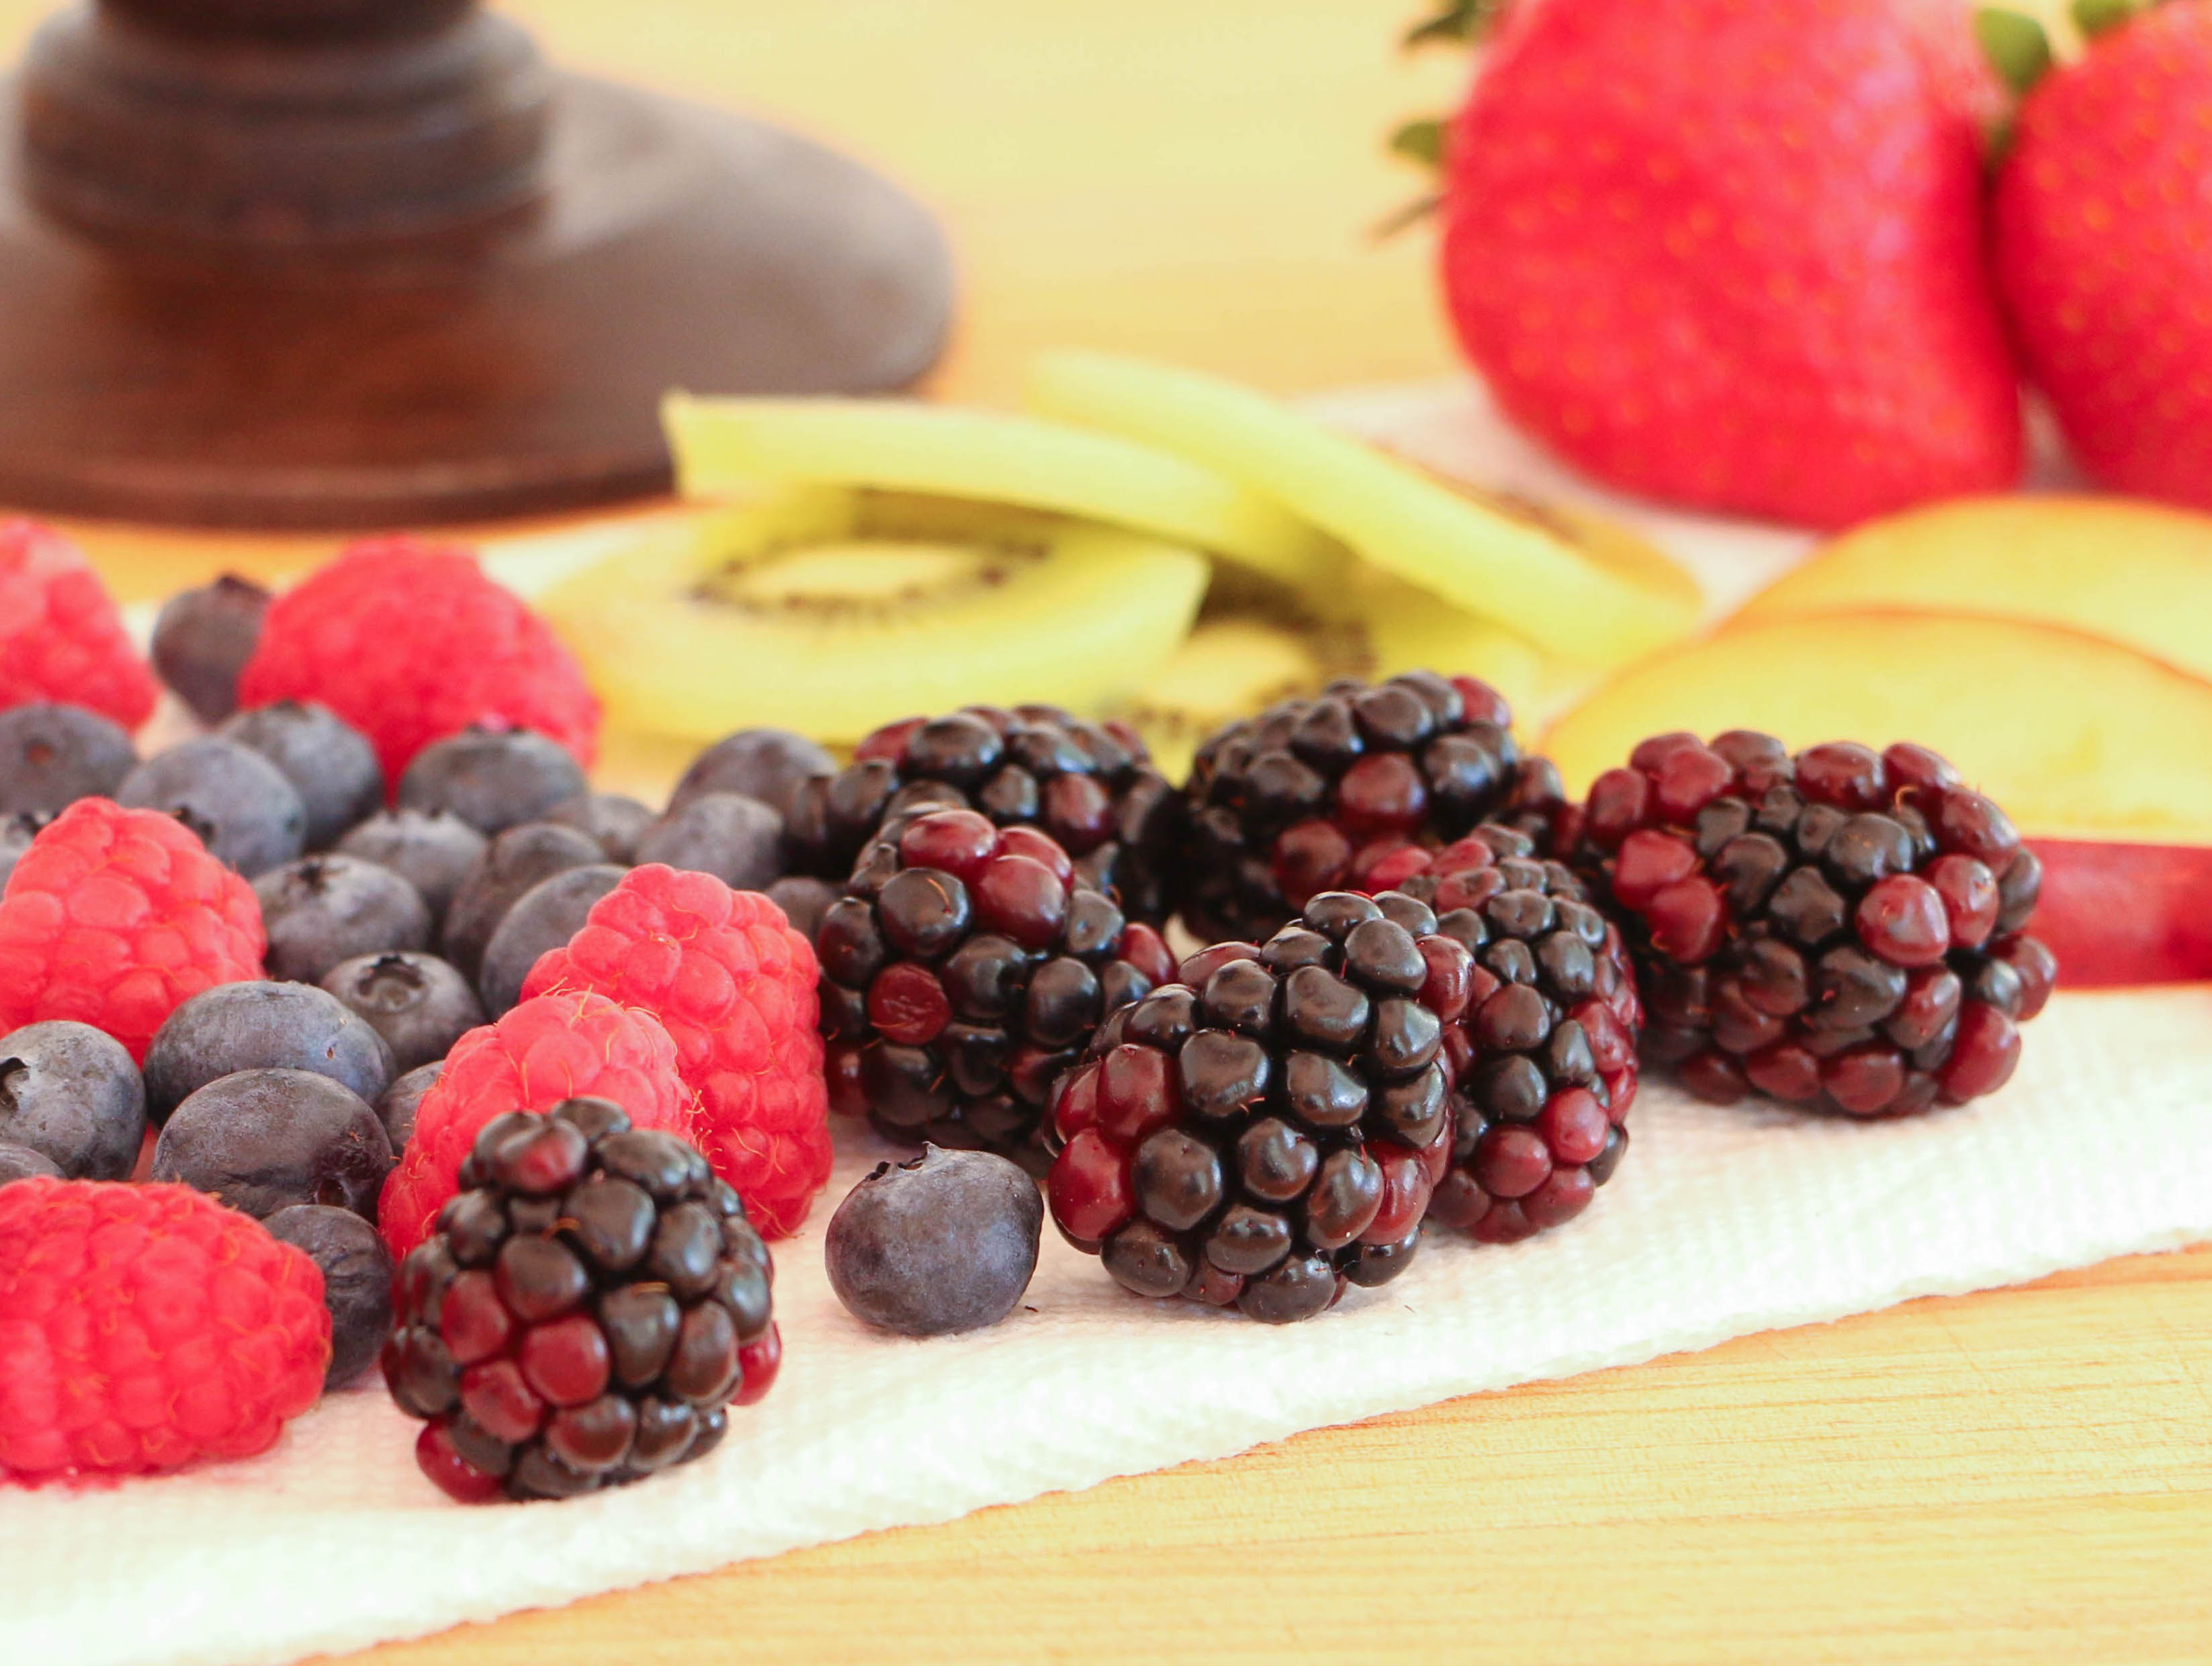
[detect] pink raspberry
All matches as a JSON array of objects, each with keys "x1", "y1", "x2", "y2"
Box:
[
  {"x1": 235, "y1": 536, "x2": 600, "y2": 784},
  {"x1": 523, "y1": 865, "x2": 832, "y2": 1239},
  {"x1": 1, "y1": 1180, "x2": 329, "y2": 1483},
  {"x1": 378, "y1": 990, "x2": 696, "y2": 1260},
  {"x1": 0, "y1": 799, "x2": 266, "y2": 1062},
  {"x1": 0, "y1": 521, "x2": 159, "y2": 730}
]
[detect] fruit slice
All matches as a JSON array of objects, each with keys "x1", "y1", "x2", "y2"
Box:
[
  {"x1": 2030, "y1": 838, "x2": 2212, "y2": 985},
  {"x1": 1023, "y1": 349, "x2": 1697, "y2": 660},
  {"x1": 539, "y1": 488, "x2": 1207, "y2": 746},
  {"x1": 1110, "y1": 612, "x2": 1369, "y2": 785},
  {"x1": 1737, "y1": 494, "x2": 2212, "y2": 684},
  {"x1": 662, "y1": 392, "x2": 1345, "y2": 595},
  {"x1": 1542, "y1": 611, "x2": 2212, "y2": 844}
]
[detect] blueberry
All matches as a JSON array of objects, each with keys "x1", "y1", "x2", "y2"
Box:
[
  {"x1": 0, "y1": 814, "x2": 41, "y2": 893},
  {"x1": 150, "y1": 574, "x2": 269, "y2": 726},
  {"x1": 144, "y1": 980, "x2": 394, "y2": 1125},
  {"x1": 263, "y1": 1203, "x2": 395, "y2": 1388},
  {"x1": 672, "y1": 729, "x2": 836, "y2": 820},
  {"x1": 0, "y1": 703, "x2": 136, "y2": 817},
  {"x1": 478, "y1": 863, "x2": 627, "y2": 1018},
  {"x1": 824, "y1": 1145, "x2": 1043, "y2": 1335},
  {"x1": 0, "y1": 1139, "x2": 62, "y2": 1187},
  {"x1": 766, "y1": 875, "x2": 839, "y2": 942},
  {"x1": 377, "y1": 1059, "x2": 443, "y2": 1152},
  {"x1": 218, "y1": 701, "x2": 383, "y2": 850},
  {"x1": 0, "y1": 1021, "x2": 145, "y2": 1180},
  {"x1": 254, "y1": 854, "x2": 433, "y2": 984},
  {"x1": 439, "y1": 821, "x2": 603, "y2": 981},
  {"x1": 634, "y1": 793, "x2": 784, "y2": 891},
  {"x1": 116, "y1": 736, "x2": 308, "y2": 875},
  {"x1": 396, "y1": 726, "x2": 588, "y2": 836},
  {"x1": 544, "y1": 792, "x2": 655, "y2": 863},
  {"x1": 320, "y1": 951, "x2": 485, "y2": 1073},
  {"x1": 335, "y1": 809, "x2": 487, "y2": 924},
  {"x1": 152, "y1": 1067, "x2": 392, "y2": 1219}
]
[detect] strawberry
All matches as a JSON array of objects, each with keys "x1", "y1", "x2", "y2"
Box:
[
  {"x1": 1431, "y1": 0, "x2": 2023, "y2": 527},
  {"x1": 1992, "y1": 0, "x2": 2212, "y2": 508}
]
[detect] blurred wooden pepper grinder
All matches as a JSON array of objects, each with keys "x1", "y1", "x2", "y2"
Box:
[{"x1": 0, "y1": 0, "x2": 953, "y2": 526}]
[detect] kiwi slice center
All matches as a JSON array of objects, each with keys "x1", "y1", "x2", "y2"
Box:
[{"x1": 695, "y1": 537, "x2": 1048, "y2": 620}]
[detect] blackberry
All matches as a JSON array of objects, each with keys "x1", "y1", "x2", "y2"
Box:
[
  {"x1": 150, "y1": 574, "x2": 269, "y2": 726},
  {"x1": 380, "y1": 1098, "x2": 780, "y2": 1503},
  {"x1": 0, "y1": 702, "x2": 137, "y2": 817},
  {"x1": 1575, "y1": 734, "x2": 2053, "y2": 1118},
  {"x1": 1043, "y1": 889, "x2": 1475, "y2": 1323},
  {"x1": 816, "y1": 807, "x2": 1176, "y2": 1172},
  {"x1": 787, "y1": 705, "x2": 1178, "y2": 924},
  {"x1": 1379, "y1": 830, "x2": 1643, "y2": 1244},
  {"x1": 1177, "y1": 671, "x2": 1566, "y2": 945}
]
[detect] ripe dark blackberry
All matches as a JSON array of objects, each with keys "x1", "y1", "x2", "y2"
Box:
[
  {"x1": 380, "y1": 1097, "x2": 780, "y2": 1503},
  {"x1": 787, "y1": 705, "x2": 1178, "y2": 923},
  {"x1": 1177, "y1": 671, "x2": 1567, "y2": 945},
  {"x1": 1043, "y1": 889, "x2": 1476, "y2": 1323},
  {"x1": 1575, "y1": 733, "x2": 2053, "y2": 1119},
  {"x1": 1372, "y1": 830, "x2": 1643, "y2": 1244},
  {"x1": 816, "y1": 807, "x2": 1176, "y2": 1172}
]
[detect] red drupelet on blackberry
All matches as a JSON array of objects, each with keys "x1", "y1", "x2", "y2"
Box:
[
  {"x1": 1574, "y1": 732, "x2": 2054, "y2": 1118},
  {"x1": 1176, "y1": 670, "x2": 1566, "y2": 946},
  {"x1": 816, "y1": 809, "x2": 1177, "y2": 1172},
  {"x1": 1370, "y1": 828, "x2": 1643, "y2": 1243},
  {"x1": 1043, "y1": 889, "x2": 1475, "y2": 1323},
  {"x1": 785, "y1": 704, "x2": 1179, "y2": 923},
  {"x1": 380, "y1": 1098, "x2": 779, "y2": 1503}
]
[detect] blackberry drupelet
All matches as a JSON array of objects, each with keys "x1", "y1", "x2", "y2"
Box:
[
  {"x1": 1176, "y1": 671, "x2": 1566, "y2": 945},
  {"x1": 1574, "y1": 733, "x2": 2053, "y2": 1118},
  {"x1": 786, "y1": 704, "x2": 1179, "y2": 923},
  {"x1": 380, "y1": 1098, "x2": 780, "y2": 1503},
  {"x1": 817, "y1": 808, "x2": 1176, "y2": 1172},
  {"x1": 1044, "y1": 889, "x2": 1476, "y2": 1323},
  {"x1": 1379, "y1": 829, "x2": 1643, "y2": 1243}
]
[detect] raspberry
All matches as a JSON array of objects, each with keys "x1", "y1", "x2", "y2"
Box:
[
  {"x1": 0, "y1": 522, "x2": 159, "y2": 731},
  {"x1": 1045, "y1": 891, "x2": 1471, "y2": 1322},
  {"x1": 1574, "y1": 733, "x2": 2051, "y2": 1118},
  {"x1": 378, "y1": 989, "x2": 696, "y2": 1260},
  {"x1": 381, "y1": 1098, "x2": 777, "y2": 1502},
  {"x1": 815, "y1": 809, "x2": 1173, "y2": 1172},
  {"x1": 522, "y1": 866, "x2": 832, "y2": 1239},
  {"x1": 1177, "y1": 672, "x2": 1568, "y2": 945},
  {"x1": 1377, "y1": 828, "x2": 1644, "y2": 1244},
  {"x1": 1, "y1": 1180, "x2": 329, "y2": 1482},
  {"x1": 236, "y1": 537, "x2": 601, "y2": 785},
  {"x1": 787, "y1": 705, "x2": 1178, "y2": 924},
  {"x1": 0, "y1": 799, "x2": 266, "y2": 1063}
]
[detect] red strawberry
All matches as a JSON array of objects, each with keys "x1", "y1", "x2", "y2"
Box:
[
  {"x1": 1993, "y1": 1, "x2": 2212, "y2": 507},
  {"x1": 1435, "y1": 0, "x2": 2023, "y2": 527}
]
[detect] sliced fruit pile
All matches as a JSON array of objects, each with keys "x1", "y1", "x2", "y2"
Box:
[{"x1": 537, "y1": 353, "x2": 1701, "y2": 775}]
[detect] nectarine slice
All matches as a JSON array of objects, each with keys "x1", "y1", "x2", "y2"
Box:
[
  {"x1": 1737, "y1": 494, "x2": 2212, "y2": 685},
  {"x1": 2029, "y1": 838, "x2": 2212, "y2": 985},
  {"x1": 1542, "y1": 611, "x2": 2212, "y2": 845}
]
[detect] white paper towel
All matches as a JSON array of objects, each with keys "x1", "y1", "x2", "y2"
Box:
[
  {"x1": 11, "y1": 384, "x2": 2207, "y2": 1666},
  {"x1": 5, "y1": 989, "x2": 2212, "y2": 1666}
]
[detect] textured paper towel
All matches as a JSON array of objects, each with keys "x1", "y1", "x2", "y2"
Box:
[
  {"x1": 7, "y1": 990, "x2": 2212, "y2": 1666},
  {"x1": 11, "y1": 382, "x2": 2204, "y2": 1666}
]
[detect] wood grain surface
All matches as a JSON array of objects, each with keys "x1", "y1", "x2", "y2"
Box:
[{"x1": 0, "y1": 3, "x2": 2197, "y2": 1661}]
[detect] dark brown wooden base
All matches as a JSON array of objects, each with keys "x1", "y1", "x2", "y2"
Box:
[{"x1": 0, "y1": 73, "x2": 955, "y2": 527}]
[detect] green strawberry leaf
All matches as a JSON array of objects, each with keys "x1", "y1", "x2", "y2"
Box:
[
  {"x1": 1401, "y1": 0, "x2": 1503, "y2": 50},
  {"x1": 1976, "y1": 7, "x2": 2055, "y2": 95},
  {"x1": 1371, "y1": 193, "x2": 1443, "y2": 243},
  {"x1": 1389, "y1": 118, "x2": 1448, "y2": 171},
  {"x1": 2071, "y1": 0, "x2": 2149, "y2": 38}
]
